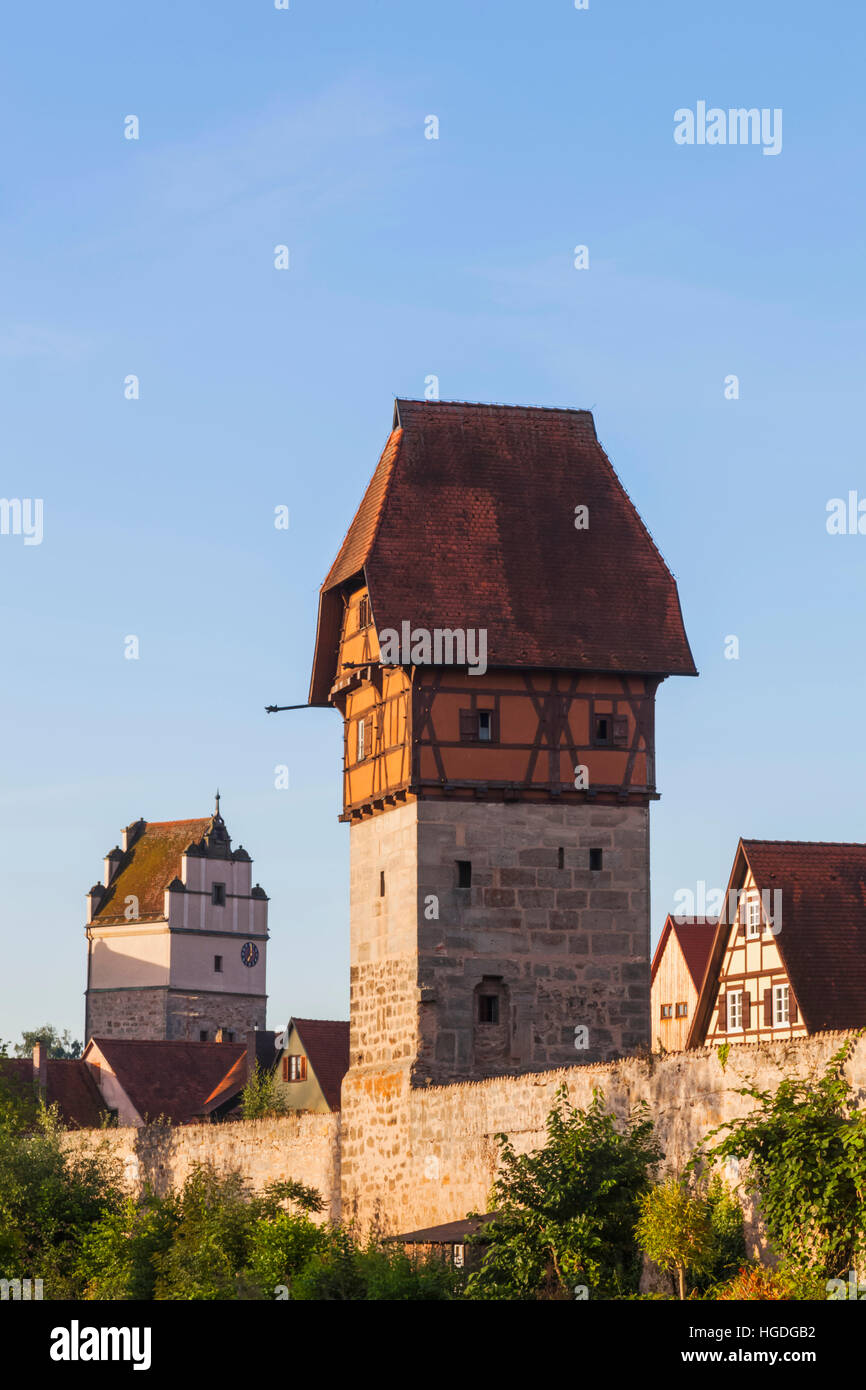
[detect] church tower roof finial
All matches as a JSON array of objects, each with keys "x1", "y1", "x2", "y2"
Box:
[{"x1": 215, "y1": 788, "x2": 221, "y2": 817}]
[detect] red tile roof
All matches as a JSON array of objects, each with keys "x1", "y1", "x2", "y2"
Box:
[
  {"x1": 0, "y1": 1058, "x2": 107, "y2": 1128},
  {"x1": 690, "y1": 840, "x2": 866, "y2": 1043},
  {"x1": 292, "y1": 1018, "x2": 349, "y2": 1111},
  {"x1": 93, "y1": 818, "x2": 212, "y2": 923},
  {"x1": 87, "y1": 1038, "x2": 245, "y2": 1124},
  {"x1": 651, "y1": 915, "x2": 717, "y2": 991},
  {"x1": 310, "y1": 400, "x2": 696, "y2": 702}
]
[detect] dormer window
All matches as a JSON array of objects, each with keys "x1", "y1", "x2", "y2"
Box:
[{"x1": 212, "y1": 883, "x2": 226, "y2": 907}]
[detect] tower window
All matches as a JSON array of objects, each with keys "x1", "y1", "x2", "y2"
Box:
[
  {"x1": 357, "y1": 718, "x2": 366, "y2": 762},
  {"x1": 379, "y1": 870, "x2": 385, "y2": 897},
  {"x1": 477, "y1": 994, "x2": 500, "y2": 1024},
  {"x1": 212, "y1": 883, "x2": 226, "y2": 907},
  {"x1": 199, "y1": 1030, "x2": 209, "y2": 1041},
  {"x1": 660, "y1": 1004, "x2": 672, "y2": 1020},
  {"x1": 358, "y1": 596, "x2": 370, "y2": 630},
  {"x1": 459, "y1": 709, "x2": 497, "y2": 743},
  {"x1": 589, "y1": 848, "x2": 603, "y2": 871},
  {"x1": 214, "y1": 954, "x2": 223, "y2": 973},
  {"x1": 593, "y1": 715, "x2": 611, "y2": 745},
  {"x1": 557, "y1": 846, "x2": 565, "y2": 870},
  {"x1": 457, "y1": 860, "x2": 472, "y2": 889}
]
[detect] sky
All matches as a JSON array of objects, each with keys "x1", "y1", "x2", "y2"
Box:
[{"x1": 1, "y1": 0, "x2": 864, "y2": 1045}]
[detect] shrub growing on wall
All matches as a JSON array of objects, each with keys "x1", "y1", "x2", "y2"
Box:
[{"x1": 466, "y1": 1086, "x2": 662, "y2": 1300}]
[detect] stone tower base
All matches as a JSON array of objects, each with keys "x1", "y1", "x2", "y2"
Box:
[{"x1": 84, "y1": 987, "x2": 266, "y2": 1042}]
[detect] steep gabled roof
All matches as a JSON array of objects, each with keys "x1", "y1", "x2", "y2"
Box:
[
  {"x1": 689, "y1": 839, "x2": 866, "y2": 1044},
  {"x1": 651, "y1": 915, "x2": 717, "y2": 991},
  {"x1": 92, "y1": 819, "x2": 212, "y2": 923},
  {"x1": 310, "y1": 399, "x2": 696, "y2": 703},
  {"x1": 87, "y1": 1038, "x2": 245, "y2": 1124},
  {"x1": 290, "y1": 1018, "x2": 350, "y2": 1111}
]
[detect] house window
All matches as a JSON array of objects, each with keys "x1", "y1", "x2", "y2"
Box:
[
  {"x1": 660, "y1": 1003, "x2": 673, "y2": 1019},
  {"x1": 478, "y1": 711, "x2": 492, "y2": 742},
  {"x1": 213, "y1": 954, "x2": 223, "y2": 973},
  {"x1": 283, "y1": 1055, "x2": 307, "y2": 1082},
  {"x1": 589, "y1": 848, "x2": 603, "y2": 871},
  {"x1": 379, "y1": 870, "x2": 385, "y2": 897},
  {"x1": 675, "y1": 1002, "x2": 688, "y2": 1018},
  {"x1": 477, "y1": 994, "x2": 500, "y2": 1024},
  {"x1": 457, "y1": 860, "x2": 472, "y2": 889},
  {"x1": 358, "y1": 596, "x2": 370, "y2": 630},
  {"x1": 212, "y1": 883, "x2": 226, "y2": 907},
  {"x1": 199, "y1": 1030, "x2": 208, "y2": 1041},
  {"x1": 773, "y1": 983, "x2": 790, "y2": 1026},
  {"x1": 593, "y1": 714, "x2": 611, "y2": 745},
  {"x1": 746, "y1": 898, "x2": 761, "y2": 938},
  {"x1": 727, "y1": 990, "x2": 743, "y2": 1031},
  {"x1": 357, "y1": 718, "x2": 365, "y2": 762}
]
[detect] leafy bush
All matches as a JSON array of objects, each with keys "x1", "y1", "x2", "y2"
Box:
[
  {"x1": 466, "y1": 1086, "x2": 662, "y2": 1300},
  {"x1": 698, "y1": 1038, "x2": 866, "y2": 1279}
]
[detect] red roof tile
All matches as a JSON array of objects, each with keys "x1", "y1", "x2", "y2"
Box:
[
  {"x1": 87, "y1": 1038, "x2": 245, "y2": 1125},
  {"x1": 291, "y1": 1018, "x2": 349, "y2": 1111},
  {"x1": 0, "y1": 1058, "x2": 107, "y2": 1128},
  {"x1": 310, "y1": 400, "x2": 696, "y2": 702},
  {"x1": 93, "y1": 818, "x2": 211, "y2": 923},
  {"x1": 651, "y1": 915, "x2": 717, "y2": 991}
]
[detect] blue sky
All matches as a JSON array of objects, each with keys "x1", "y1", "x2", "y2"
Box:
[{"x1": 1, "y1": 0, "x2": 864, "y2": 1044}]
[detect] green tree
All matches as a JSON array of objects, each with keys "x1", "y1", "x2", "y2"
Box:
[
  {"x1": 14, "y1": 1025, "x2": 82, "y2": 1060},
  {"x1": 0, "y1": 1107, "x2": 122, "y2": 1296},
  {"x1": 696, "y1": 1038, "x2": 866, "y2": 1280},
  {"x1": 239, "y1": 1062, "x2": 289, "y2": 1120},
  {"x1": 466, "y1": 1086, "x2": 662, "y2": 1300},
  {"x1": 635, "y1": 1178, "x2": 713, "y2": 1298}
]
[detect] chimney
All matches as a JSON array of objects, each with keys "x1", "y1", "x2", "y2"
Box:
[
  {"x1": 103, "y1": 846, "x2": 123, "y2": 887},
  {"x1": 32, "y1": 1043, "x2": 47, "y2": 1094},
  {"x1": 246, "y1": 1028, "x2": 258, "y2": 1083},
  {"x1": 121, "y1": 819, "x2": 146, "y2": 852}
]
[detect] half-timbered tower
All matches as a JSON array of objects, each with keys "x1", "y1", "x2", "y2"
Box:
[{"x1": 310, "y1": 399, "x2": 696, "y2": 1089}]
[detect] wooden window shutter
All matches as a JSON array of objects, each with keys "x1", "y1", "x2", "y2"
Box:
[
  {"x1": 737, "y1": 895, "x2": 747, "y2": 935},
  {"x1": 763, "y1": 989, "x2": 773, "y2": 1025},
  {"x1": 742, "y1": 992, "x2": 751, "y2": 1028},
  {"x1": 612, "y1": 714, "x2": 629, "y2": 747},
  {"x1": 459, "y1": 709, "x2": 477, "y2": 742},
  {"x1": 717, "y1": 993, "x2": 727, "y2": 1030},
  {"x1": 282, "y1": 1057, "x2": 288, "y2": 1083},
  {"x1": 789, "y1": 993, "x2": 798, "y2": 1024}
]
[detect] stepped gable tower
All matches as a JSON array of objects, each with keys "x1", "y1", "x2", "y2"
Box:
[{"x1": 84, "y1": 796, "x2": 268, "y2": 1042}]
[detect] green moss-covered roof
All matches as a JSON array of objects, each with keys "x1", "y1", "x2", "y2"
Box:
[{"x1": 93, "y1": 819, "x2": 211, "y2": 923}]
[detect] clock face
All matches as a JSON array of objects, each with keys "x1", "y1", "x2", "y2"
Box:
[{"x1": 240, "y1": 941, "x2": 259, "y2": 968}]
